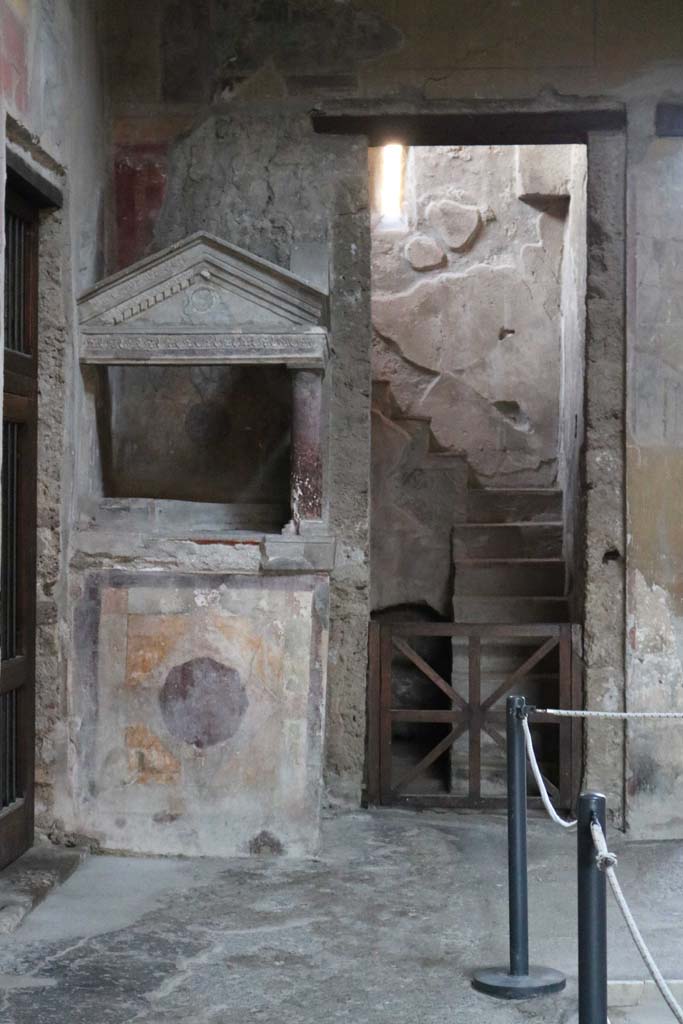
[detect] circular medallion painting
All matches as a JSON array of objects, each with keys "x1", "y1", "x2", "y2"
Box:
[{"x1": 159, "y1": 656, "x2": 248, "y2": 748}]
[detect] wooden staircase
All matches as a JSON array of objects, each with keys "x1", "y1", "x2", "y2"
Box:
[
  {"x1": 451, "y1": 486, "x2": 569, "y2": 797},
  {"x1": 452, "y1": 487, "x2": 569, "y2": 624}
]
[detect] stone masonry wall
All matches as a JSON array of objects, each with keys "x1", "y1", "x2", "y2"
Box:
[{"x1": 0, "y1": 0, "x2": 106, "y2": 827}]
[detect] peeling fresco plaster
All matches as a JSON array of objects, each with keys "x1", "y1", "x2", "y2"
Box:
[
  {"x1": 60, "y1": 574, "x2": 329, "y2": 858},
  {"x1": 626, "y1": 570, "x2": 683, "y2": 838}
]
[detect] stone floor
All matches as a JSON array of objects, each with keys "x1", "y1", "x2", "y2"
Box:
[{"x1": 0, "y1": 808, "x2": 681, "y2": 1023}]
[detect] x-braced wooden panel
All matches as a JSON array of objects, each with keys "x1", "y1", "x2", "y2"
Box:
[{"x1": 366, "y1": 622, "x2": 579, "y2": 810}]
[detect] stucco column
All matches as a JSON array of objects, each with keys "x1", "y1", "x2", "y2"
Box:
[{"x1": 289, "y1": 368, "x2": 323, "y2": 531}]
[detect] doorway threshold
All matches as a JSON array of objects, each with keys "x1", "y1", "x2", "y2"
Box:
[{"x1": 0, "y1": 841, "x2": 88, "y2": 933}]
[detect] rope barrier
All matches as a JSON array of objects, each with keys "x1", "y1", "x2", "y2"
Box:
[
  {"x1": 475, "y1": 696, "x2": 683, "y2": 1015},
  {"x1": 521, "y1": 716, "x2": 576, "y2": 829},
  {"x1": 590, "y1": 818, "x2": 683, "y2": 1024},
  {"x1": 536, "y1": 708, "x2": 683, "y2": 719},
  {"x1": 523, "y1": 714, "x2": 683, "y2": 1022}
]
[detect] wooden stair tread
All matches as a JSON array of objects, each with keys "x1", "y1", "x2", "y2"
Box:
[
  {"x1": 468, "y1": 488, "x2": 561, "y2": 494},
  {"x1": 457, "y1": 521, "x2": 563, "y2": 529},
  {"x1": 453, "y1": 557, "x2": 565, "y2": 565},
  {"x1": 456, "y1": 592, "x2": 567, "y2": 598}
]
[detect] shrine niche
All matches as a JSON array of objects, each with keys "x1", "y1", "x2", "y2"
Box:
[
  {"x1": 76, "y1": 232, "x2": 329, "y2": 543},
  {"x1": 67, "y1": 234, "x2": 333, "y2": 858}
]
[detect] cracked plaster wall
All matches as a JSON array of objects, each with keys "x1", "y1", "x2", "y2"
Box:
[
  {"x1": 371, "y1": 144, "x2": 585, "y2": 488},
  {"x1": 369, "y1": 144, "x2": 586, "y2": 620},
  {"x1": 558, "y1": 147, "x2": 588, "y2": 609}
]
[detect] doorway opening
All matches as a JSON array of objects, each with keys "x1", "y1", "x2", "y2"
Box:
[{"x1": 369, "y1": 143, "x2": 587, "y2": 805}]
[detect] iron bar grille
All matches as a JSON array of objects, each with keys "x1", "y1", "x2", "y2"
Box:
[
  {"x1": 3, "y1": 206, "x2": 33, "y2": 355},
  {"x1": 1, "y1": 421, "x2": 20, "y2": 661},
  {"x1": 0, "y1": 689, "x2": 20, "y2": 807}
]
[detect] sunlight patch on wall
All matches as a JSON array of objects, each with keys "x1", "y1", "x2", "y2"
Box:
[{"x1": 379, "y1": 143, "x2": 404, "y2": 221}]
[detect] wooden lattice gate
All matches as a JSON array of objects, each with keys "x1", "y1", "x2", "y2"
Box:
[{"x1": 367, "y1": 622, "x2": 581, "y2": 810}]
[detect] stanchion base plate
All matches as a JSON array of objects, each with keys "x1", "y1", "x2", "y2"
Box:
[{"x1": 471, "y1": 966, "x2": 566, "y2": 1000}]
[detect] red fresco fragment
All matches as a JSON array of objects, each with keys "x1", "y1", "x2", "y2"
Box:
[
  {"x1": 114, "y1": 143, "x2": 169, "y2": 270},
  {"x1": 0, "y1": 2, "x2": 28, "y2": 113}
]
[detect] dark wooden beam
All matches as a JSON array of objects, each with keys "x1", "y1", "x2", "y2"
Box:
[
  {"x1": 311, "y1": 108, "x2": 626, "y2": 146},
  {"x1": 6, "y1": 150, "x2": 63, "y2": 209}
]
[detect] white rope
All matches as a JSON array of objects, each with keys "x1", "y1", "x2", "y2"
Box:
[
  {"x1": 590, "y1": 816, "x2": 618, "y2": 870},
  {"x1": 537, "y1": 708, "x2": 683, "y2": 719},
  {"x1": 589, "y1": 818, "x2": 683, "y2": 1024},
  {"x1": 524, "y1": 706, "x2": 683, "y2": 1022},
  {"x1": 521, "y1": 716, "x2": 576, "y2": 829}
]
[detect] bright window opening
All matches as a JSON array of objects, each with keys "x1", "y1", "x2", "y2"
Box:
[{"x1": 379, "y1": 143, "x2": 404, "y2": 221}]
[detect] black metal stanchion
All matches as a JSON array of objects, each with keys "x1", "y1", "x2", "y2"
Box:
[
  {"x1": 472, "y1": 695, "x2": 567, "y2": 999},
  {"x1": 577, "y1": 792, "x2": 608, "y2": 1024}
]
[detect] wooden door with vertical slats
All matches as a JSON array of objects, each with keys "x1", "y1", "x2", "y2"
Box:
[{"x1": 0, "y1": 186, "x2": 38, "y2": 868}]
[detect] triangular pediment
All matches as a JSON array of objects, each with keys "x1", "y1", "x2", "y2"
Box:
[{"x1": 78, "y1": 233, "x2": 328, "y2": 332}]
